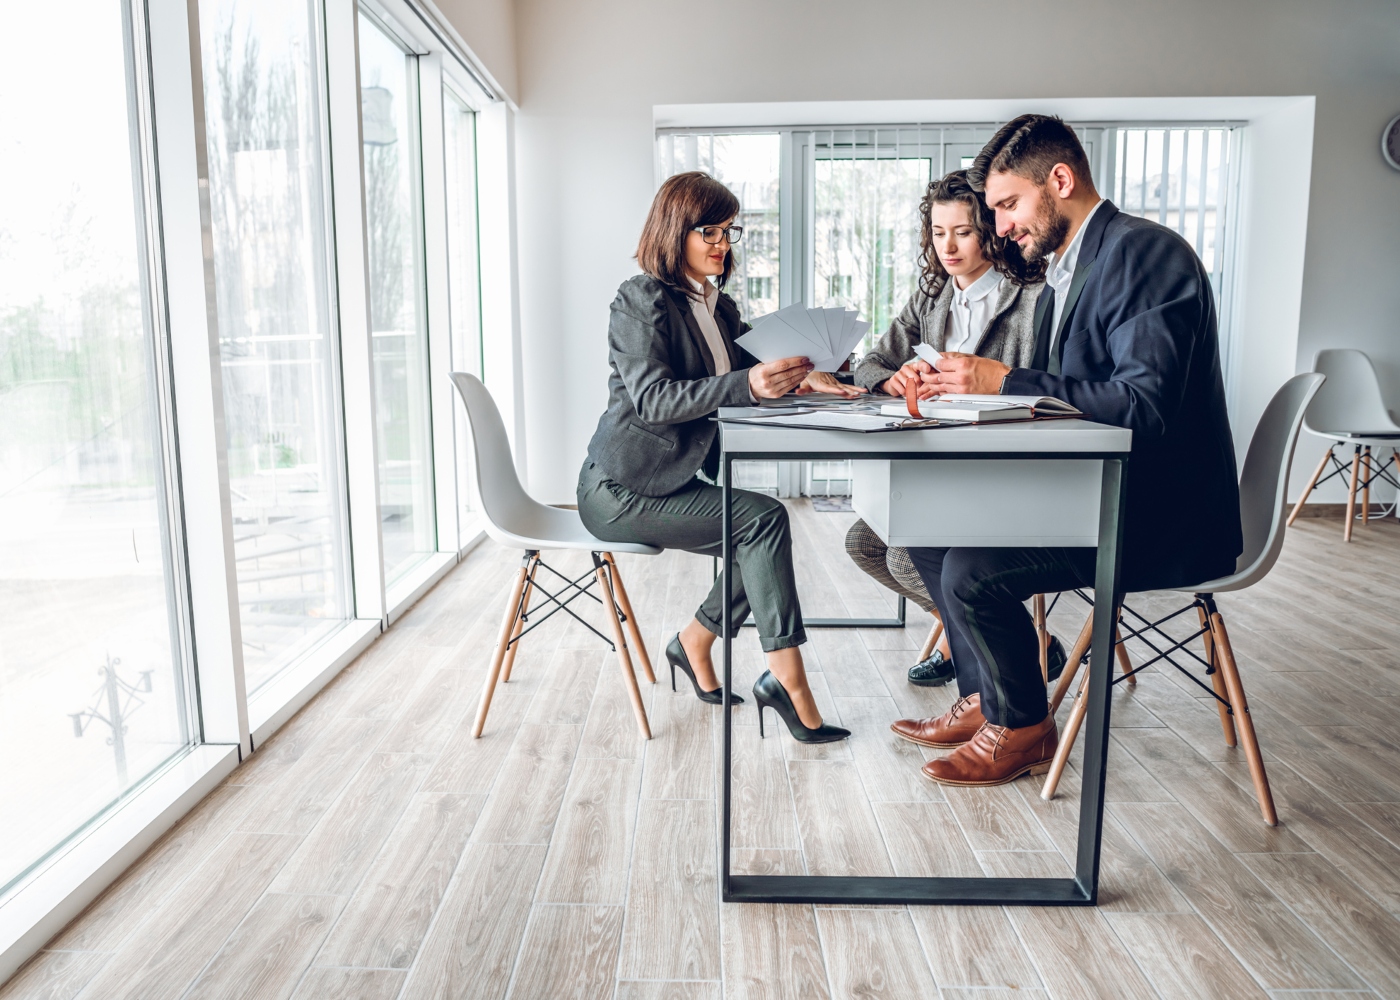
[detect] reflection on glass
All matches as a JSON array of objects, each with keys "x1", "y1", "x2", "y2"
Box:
[
  {"x1": 0, "y1": 0, "x2": 191, "y2": 893},
  {"x1": 813, "y1": 157, "x2": 929, "y2": 349},
  {"x1": 444, "y1": 90, "x2": 481, "y2": 545},
  {"x1": 200, "y1": 0, "x2": 351, "y2": 692},
  {"x1": 655, "y1": 133, "x2": 780, "y2": 319},
  {"x1": 360, "y1": 15, "x2": 435, "y2": 583}
]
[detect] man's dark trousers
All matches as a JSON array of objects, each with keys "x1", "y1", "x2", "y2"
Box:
[{"x1": 907, "y1": 547, "x2": 1101, "y2": 729}]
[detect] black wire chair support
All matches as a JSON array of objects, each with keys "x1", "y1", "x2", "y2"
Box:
[
  {"x1": 1310, "y1": 443, "x2": 1400, "y2": 501},
  {"x1": 506, "y1": 553, "x2": 621, "y2": 650},
  {"x1": 1068, "y1": 588, "x2": 1232, "y2": 711}
]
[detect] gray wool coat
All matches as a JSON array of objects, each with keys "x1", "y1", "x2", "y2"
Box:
[{"x1": 853, "y1": 276, "x2": 1045, "y2": 392}]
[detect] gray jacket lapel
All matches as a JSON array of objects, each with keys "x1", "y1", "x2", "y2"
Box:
[
  {"x1": 973, "y1": 280, "x2": 1020, "y2": 355},
  {"x1": 921, "y1": 281, "x2": 956, "y2": 350},
  {"x1": 676, "y1": 293, "x2": 718, "y2": 377}
]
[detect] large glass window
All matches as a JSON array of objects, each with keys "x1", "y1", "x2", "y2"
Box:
[
  {"x1": 360, "y1": 15, "x2": 436, "y2": 583},
  {"x1": 1111, "y1": 127, "x2": 1235, "y2": 297},
  {"x1": 0, "y1": 0, "x2": 192, "y2": 894},
  {"x1": 444, "y1": 88, "x2": 482, "y2": 546},
  {"x1": 656, "y1": 133, "x2": 780, "y2": 319},
  {"x1": 199, "y1": 0, "x2": 352, "y2": 693}
]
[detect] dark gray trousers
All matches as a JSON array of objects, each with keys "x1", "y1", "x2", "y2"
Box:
[{"x1": 577, "y1": 463, "x2": 806, "y2": 652}]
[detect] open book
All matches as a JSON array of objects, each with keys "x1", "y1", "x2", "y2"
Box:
[{"x1": 880, "y1": 394, "x2": 1082, "y2": 423}]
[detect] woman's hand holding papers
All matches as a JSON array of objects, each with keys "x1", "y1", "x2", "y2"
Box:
[
  {"x1": 926, "y1": 351, "x2": 1011, "y2": 395},
  {"x1": 796, "y1": 371, "x2": 866, "y2": 397},
  {"x1": 749, "y1": 356, "x2": 815, "y2": 398}
]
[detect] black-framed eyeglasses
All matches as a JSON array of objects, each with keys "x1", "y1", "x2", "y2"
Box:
[{"x1": 692, "y1": 225, "x2": 743, "y2": 245}]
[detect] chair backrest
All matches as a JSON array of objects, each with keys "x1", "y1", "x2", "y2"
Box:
[
  {"x1": 1221, "y1": 372, "x2": 1324, "y2": 590},
  {"x1": 1303, "y1": 349, "x2": 1400, "y2": 436},
  {"x1": 448, "y1": 371, "x2": 546, "y2": 539}
]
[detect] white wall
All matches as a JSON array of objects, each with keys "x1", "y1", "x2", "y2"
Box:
[{"x1": 455, "y1": 0, "x2": 1400, "y2": 503}]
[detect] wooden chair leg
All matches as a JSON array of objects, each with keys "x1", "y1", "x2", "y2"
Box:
[
  {"x1": 1345, "y1": 445, "x2": 1362, "y2": 542},
  {"x1": 472, "y1": 554, "x2": 533, "y2": 738},
  {"x1": 1033, "y1": 594, "x2": 1049, "y2": 684},
  {"x1": 1114, "y1": 621, "x2": 1136, "y2": 686},
  {"x1": 1362, "y1": 446, "x2": 1372, "y2": 523},
  {"x1": 1209, "y1": 611, "x2": 1277, "y2": 825},
  {"x1": 918, "y1": 617, "x2": 943, "y2": 662},
  {"x1": 596, "y1": 555, "x2": 652, "y2": 739},
  {"x1": 500, "y1": 554, "x2": 540, "y2": 683},
  {"x1": 1197, "y1": 603, "x2": 1236, "y2": 747},
  {"x1": 1287, "y1": 446, "x2": 1333, "y2": 527},
  {"x1": 1042, "y1": 670, "x2": 1090, "y2": 800},
  {"x1": 603, "y1": 552, "x2": 655, "y2": 684},
  {"x1": 1049, "y1": 613, "x2": 1094, "y2": 714}
]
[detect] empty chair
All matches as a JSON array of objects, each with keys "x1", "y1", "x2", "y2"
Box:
[
  {"x1": 1288, "y1": 349, "x2": 1400, "y2": 540},
  {"x1": 450, "y1": 372, "x2": 660, "y2": 739},
  {"x1": 1042, "y1": 372, "x2": 1325, "y2": 826}
]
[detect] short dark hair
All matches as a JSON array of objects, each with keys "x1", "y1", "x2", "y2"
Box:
[
  {"x1": 968, "y1": 115, "x2": 1094, "y2": 193},
  {"x1": 635, "y1": 171, "x2": 740, "y2": 296},
  {"x1": 917, "y1": 170, "x2": 1046, "y2": 296}
]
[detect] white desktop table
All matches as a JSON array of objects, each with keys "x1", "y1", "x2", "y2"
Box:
[{"x1": 715, "y1": 410, "x2": 1132, "y2": 907}]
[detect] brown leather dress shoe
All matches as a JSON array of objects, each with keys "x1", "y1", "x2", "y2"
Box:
[
  {"x1": 890, "y1": 694, "x2": 986, "y2": 749},
  {"x1": 922, "y1": 716, "x2": 1058, "y2": 786}
]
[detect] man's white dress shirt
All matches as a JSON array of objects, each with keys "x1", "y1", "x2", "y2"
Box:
[
  {"x1": 943, "y1": 265, "x2": 1002, "y2": 354},
  {"x1": 687, "y1": 276, "x2": 731, "y2": 375},
  {"x1": 1044, "y1": 198, "x2": 1106, "y2": 352}
]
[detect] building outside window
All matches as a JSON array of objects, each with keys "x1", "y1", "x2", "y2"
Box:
[
  {"x1": 199, "y1": 0, "x2": 353, "y2": 692},
  {"x1": 0, "y1": 0, "x2": 194, "y2": 896}
]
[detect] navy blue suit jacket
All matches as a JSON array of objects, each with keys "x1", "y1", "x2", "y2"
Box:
[{"x1": 1003, "y1": 202, "x2": 1242, "y2": 588}]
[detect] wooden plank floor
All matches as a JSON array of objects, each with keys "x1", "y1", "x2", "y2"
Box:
[{"x1": 7, "y1": 506, "x2": 1400, "y2": 999}]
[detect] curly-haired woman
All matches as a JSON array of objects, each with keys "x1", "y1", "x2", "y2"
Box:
[{"x1": 808, "y1": 169, "x2": 1053, "y2": 689}]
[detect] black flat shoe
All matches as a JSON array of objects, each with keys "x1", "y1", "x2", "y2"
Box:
[
  {"x1": 665, "y1": 634, "x2": 743, "y2": 705},
  {"x1": 908, "y1": 649, "x2": 955, "y2": 687},
  {"x1": 752, "y1": 670, "x2": 850, "y2": 744}
]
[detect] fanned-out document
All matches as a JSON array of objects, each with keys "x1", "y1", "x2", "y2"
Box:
[{"x1": 735, "y1": 305, "x2": 870, "y2": 372}]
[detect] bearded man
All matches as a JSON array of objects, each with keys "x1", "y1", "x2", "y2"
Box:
[{"x1": 890, "y1": 114, "x2": 1241, "y2": 786}]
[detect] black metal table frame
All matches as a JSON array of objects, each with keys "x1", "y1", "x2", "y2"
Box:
[{"x1": 719, "y1": 444, "x2": 1130, "y2": 905}]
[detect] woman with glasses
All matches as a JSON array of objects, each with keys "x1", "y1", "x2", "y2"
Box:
[
  {"x1": 577, "y1": 171, "x2": 855, "y2": 744},
  {"x1": 805, "y1": 170, "x2": 1050, "y2": 688}
]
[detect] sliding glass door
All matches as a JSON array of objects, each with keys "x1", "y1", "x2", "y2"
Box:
[
  {"x1": 199, "y1": 0, "x2": 352, "y2": 692},
  {"x1": 359, "y1": 13, "x2": 436, "y2": 584},
  {"x1": 0, "y1": 0, "x2": 192, "y2": 894}
]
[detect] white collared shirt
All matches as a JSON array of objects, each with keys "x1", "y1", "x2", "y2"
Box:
[
  {"x1": 686, "y1": 276, "x2": 731, "y2": 376},
  {"x1": 1045, "y1": 198, "x2": 1106, "y2": 348},
  {"x1": 943, "y1": 266, "x2": 1003, "y2": 354}
]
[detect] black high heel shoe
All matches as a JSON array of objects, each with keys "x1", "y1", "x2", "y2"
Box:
[
  {"x1": 753, "y1": 670, "x2": 850, "y2": 743},
  {"x1": 665, "y1": 634, "x2": 744, "y2": 705}
]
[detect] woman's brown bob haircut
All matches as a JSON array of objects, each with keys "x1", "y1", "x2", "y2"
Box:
[
  {"x1": 636, "y1": 171, "x2": 740, "y2": 297},
  {"x1": 917, "y1": 170, "x2": 1046, "y2": 297}
]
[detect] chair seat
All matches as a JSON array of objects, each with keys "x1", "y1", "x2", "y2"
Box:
[
  {"x1": 484, "y1": 505, "x2": 661, "y2": 556},
  {"x1": 1307, "y1": 429, "x2": 1400, "y2": 446}
]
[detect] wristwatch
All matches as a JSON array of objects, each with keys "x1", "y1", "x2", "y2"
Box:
[{"x1": 998, "y1": 371, "x2": 1014, "y2": 394}]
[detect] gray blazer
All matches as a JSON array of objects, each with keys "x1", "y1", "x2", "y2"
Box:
[
  {"x1": 853, "y1": 276, "x2": 1045, "y2": 392},
  {"x1": 584, "y1": 275, "x2": 757, "y2": 497}
]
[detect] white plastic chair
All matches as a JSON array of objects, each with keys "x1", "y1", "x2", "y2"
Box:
[
  {"x1": 1042, "y1": 372, "x2": 1325, "y2": 826},
  {"x1": 1288, "y1": 349, "x2": 1400, "y2": 540},
  {"x1": 450, "y1": 372, "x2": 660, "y2": 740}
]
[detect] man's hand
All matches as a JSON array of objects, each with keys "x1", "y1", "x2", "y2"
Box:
[
  {"x1": 796, "y1": 371, "x2": 866, "y2": 397},
  {"x1": 926, "y1": 352, "x2": 1011, "y2": 395},
  {"x1": 884, "y1": 359, "x2": 940, "y2": 400},
  {"x1": 749, "y1": 356, "x2": 814, "y2": 398}
]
